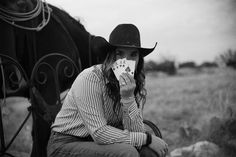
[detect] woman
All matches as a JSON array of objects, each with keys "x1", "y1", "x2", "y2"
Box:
[{"x1": 47, "y1": 24, "x2": 168, "y2": 157}]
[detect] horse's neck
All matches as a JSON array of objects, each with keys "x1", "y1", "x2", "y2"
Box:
[{"x1": 50, "y1": 5, "x2": 95, "y2": 69}]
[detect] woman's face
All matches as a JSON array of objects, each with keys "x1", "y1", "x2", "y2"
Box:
[{"x1": 115, "y1": 47, "x2": 140, "y2": 69}]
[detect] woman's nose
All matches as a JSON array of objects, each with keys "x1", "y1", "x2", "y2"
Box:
[{"x1": 126, "y1": 56, "x2": 134, "y2": 61}]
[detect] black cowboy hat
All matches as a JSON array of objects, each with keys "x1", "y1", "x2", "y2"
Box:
[{"x1": 92, "y1": 24, "x2": 157, "y2": 59}]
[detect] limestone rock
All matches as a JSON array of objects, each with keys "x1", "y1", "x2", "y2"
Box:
[{"x1": 170, "y1": 141, "x2": 219, "y2": 157}]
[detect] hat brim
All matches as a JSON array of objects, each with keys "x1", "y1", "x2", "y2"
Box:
[
  {"x1": 110, "y1": 42, "x2": 157, "y2": 57},
  {"x1": 91, "y1": 36, "x2": 157, "y2": 58}
]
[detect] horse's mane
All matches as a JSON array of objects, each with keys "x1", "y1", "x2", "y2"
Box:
[
  {"x1": 48, "y1": 4, "x2": 95, "y2": 70},
  {"x1": 49, "y1": 4, "x2": 88, "y2": 33}
]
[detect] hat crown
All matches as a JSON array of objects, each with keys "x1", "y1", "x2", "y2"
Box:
[{"x1": 109, "y1": 24, "x2": 141, "y2": 47}]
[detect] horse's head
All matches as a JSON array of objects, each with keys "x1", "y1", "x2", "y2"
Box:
[{"x1": 0, "y1": 0, "x2": 35, "y2": 13}]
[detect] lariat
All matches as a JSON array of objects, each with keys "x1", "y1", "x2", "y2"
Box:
[{"x1": 0, "y1": 0, "x2": 51, "y2": 31}]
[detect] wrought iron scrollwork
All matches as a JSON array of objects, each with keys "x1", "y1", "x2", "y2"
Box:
[
  {"x1": 30, "y1": 53, "x2": 80, "y2": 123},
  {"x1": 0, "y1": 55, "x2": 29, "y2": 98},
  {"x1": 57, "y1": 58, "x2": 76, "y2": 79},
  {"x1": 33, "y1": 62, "x2": 54, "y2": 85},
  {"x1": 31, "y1": 53, "x2": 79, "y2": 86},
  {"x1": 0, "y1": 54, "x2": 31, "y2": 157}
]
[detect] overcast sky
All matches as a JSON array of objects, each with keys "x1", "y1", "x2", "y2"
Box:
[{"x1": 47, "y1": 0, "x2": 236, "y2": 64}]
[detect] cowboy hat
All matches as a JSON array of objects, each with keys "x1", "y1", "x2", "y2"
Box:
[{"x1": 91, "y1": 24, "x2": 157, "y2": 59}]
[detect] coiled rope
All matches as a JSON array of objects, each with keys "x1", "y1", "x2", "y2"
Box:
[{"x1": 0, "y1": 0, "x2": 51, "y2": 31}]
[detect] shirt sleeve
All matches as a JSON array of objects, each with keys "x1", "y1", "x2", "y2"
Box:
[
  {"x1": 71, "y1": 71, "x2": 146, "y2": 147},
  {"x1": 121, "y1": 98, "x2": 145, "y2": 133}
]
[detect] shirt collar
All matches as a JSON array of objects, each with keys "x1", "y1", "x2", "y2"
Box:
[{"x1": 93, "y1": 64, "x2": 109, "y2": 84}]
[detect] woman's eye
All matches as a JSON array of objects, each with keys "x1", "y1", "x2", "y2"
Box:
[
  {"x1": 116, "y1": 51, "x2": 122, "y2": 56},
  {"x1": 131, "y1": 53, "x2": 138, "y2": 57}
]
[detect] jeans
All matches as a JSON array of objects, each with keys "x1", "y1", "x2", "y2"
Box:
[{"x1": 47, "y1": 130, "x2": 159, "y2": 157}]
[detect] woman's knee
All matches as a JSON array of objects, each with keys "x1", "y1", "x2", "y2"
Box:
[
  {"x1": 113, "y1": 143, "x2": 139, "y2": 157},
  {"x1": 139, "y1": 146, "x2": 159, "y2": 157}
]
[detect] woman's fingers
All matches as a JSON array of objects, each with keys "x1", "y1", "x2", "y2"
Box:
[
  {"x1": 120, "y1": 73, "x2": 135, "y2": 85},
  {"x1": 164, "y1": 148, "x2": 168, "y2": 156},
  {"x1": 150, "y1": 136, "x2": 169, "y2": 157},
  {"x1": 157, "y1": 149, "x2": 165, "y2": 157},
  {"x1": 119, "y1": 75, "x2": 126, "y2": 86},
  {"x1": 120, "y1": 73, "x2": 130, "y2": 84},
  {"x1": 119, "y1": 73, "x2": 136, "y2": 99},
  {"x1": 162, "y1": 142, "x2": 168, "y2": 157}
]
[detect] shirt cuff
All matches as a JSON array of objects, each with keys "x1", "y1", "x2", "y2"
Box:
[
  {"x1": 130, "y1": 132, "x2": 147, "y2": 148},
  {"x1": 121, "y1": 100, "x2": 139, "y2": 120},
  {"x1": 121, "y1": 97, "x2": 135, "y2": 104}
]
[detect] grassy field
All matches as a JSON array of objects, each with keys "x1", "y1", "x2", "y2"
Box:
[
  {"x1": 2, "y1": 67, "x2": 236, "y2": 156},
  {"x1": 144, "y1": 67, "x2": 236, "y2": 153}
]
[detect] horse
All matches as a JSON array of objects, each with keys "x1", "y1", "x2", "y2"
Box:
[
  {"x1": 0, "y1": 0, "x2": 103, "y2": 156},
  {"x1": 0, "y1": 0, "x2": 102, "y2": 75}
]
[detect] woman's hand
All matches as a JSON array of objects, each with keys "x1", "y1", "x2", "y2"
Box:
[
  {"x1": 149, "y1": 135, "x2": 168, "y2": 157},
  {"x1": 119, "y1": 73, "x2": 136, "y2": 99}
]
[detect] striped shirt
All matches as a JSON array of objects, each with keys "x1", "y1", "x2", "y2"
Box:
[{"x1": 52, "y1": 64, "x2": 147, "y2": 148}]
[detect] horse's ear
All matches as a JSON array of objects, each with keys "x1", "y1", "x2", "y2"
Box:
[{"x1": 91, "y1": 36, "x2": 114, "y2": 62}]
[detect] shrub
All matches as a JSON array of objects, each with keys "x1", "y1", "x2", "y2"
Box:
[
  {"x1": 219, "y1": 49, "x2": 236, "y2": 69},
  {"x1": 179, "y1": 61, "x2": 196, "y2": 68},
  {"x1": 145, "y1": 60, "x2": 177, "y2": 75},
  {"x1": 144, "y1": 60, "x2": 158, "y2": 72},
  {"x1": 205, "y1": 106, "x2": 236, "y2": 156},
  {"x1": 199, "y1": 62, "x2": 218, "y2": 68}
]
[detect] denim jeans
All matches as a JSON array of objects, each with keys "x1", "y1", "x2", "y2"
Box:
[{"x1": 47, "y1": 131, "x2": 159, "y2": 157}]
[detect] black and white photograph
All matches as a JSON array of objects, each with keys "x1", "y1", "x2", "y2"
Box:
[{"x1": 0, "y1": 0, "x2": 236, "y2": 157}]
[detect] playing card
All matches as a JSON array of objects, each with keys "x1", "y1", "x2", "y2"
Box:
[
  {"x1": 125, "y1": 60, "x2": 135, "y2": 77},
  {"x1": 112, "y1": 58, "x2": 136, "y2": 80},
  {"x1": 112, "y1": 59, "x2": 123, "y2": 80}
]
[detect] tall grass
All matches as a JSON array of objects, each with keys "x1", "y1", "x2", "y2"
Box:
[{"x1": 143, "y1": 67, "x2": 236, "y2": 153}]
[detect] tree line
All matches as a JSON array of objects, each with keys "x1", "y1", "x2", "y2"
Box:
[{"x1": 144, "y1": 49, "x2": 236, "y2": 75}]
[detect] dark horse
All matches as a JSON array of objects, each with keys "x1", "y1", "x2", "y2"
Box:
[
  {"x1": 0, "y1": 0, "x2": 101, "y2": 74},
  {"x1": 0, "y1": 0, "x2": 103, "y2": 156}
]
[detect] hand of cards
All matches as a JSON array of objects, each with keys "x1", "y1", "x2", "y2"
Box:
[{"x1": 112, "y1": 58, "x2": 135, "y2": 80}]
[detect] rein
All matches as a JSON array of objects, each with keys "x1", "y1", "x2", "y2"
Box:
[
  {"x1": 88, "y1": 34, "x2": 92, "y2": 66},
  {"x1": 0, "y1": 0, "x2": 51, "y2": 31}
]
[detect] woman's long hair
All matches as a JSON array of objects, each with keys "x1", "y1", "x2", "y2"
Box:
[{"x1": 101, "y1": 50, "x2": 147, "y2": 115}]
